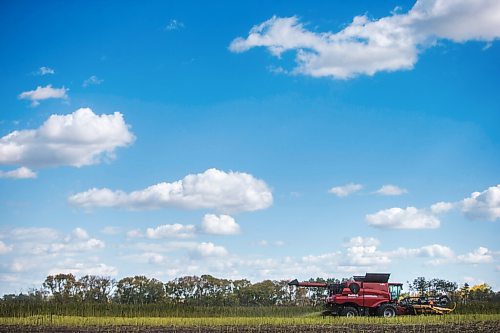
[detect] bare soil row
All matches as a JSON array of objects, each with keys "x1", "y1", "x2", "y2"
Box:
[{"x1": 1, "y1": 323, "x2": 500, "y2": 333}]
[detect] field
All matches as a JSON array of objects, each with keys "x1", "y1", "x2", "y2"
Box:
[{"x1": 1, "y1": 313, "x2": 499, "y2": 332}]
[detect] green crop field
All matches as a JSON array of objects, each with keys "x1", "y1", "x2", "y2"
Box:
[{"x1": 0, "y1": 313, "x2": 499, "y2": 327}]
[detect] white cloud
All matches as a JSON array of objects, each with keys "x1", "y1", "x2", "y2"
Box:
[
  {"x1": 70, "y1": 227, "x2": 89, "y2": 240},
  {"x1": 461, "y1": 185, "x2": 500, "y2": 221},
  {"x1": 343, "y1": 236, "x2": 380, "y2": 247},
  {"x1": 345, "y1": 245, "x2": 391, "y2": 266},
  {"x1": 125, "y1": 229, "x2": 143, "y2": 239},
  {"x1": 366, "y1": 206, "x2": 440, "y2": 229},
  {"x1": 190, "y1": 242, "x2": 228, "y2": 258},
  {"x1": 0, "y1": 108, "x2": 135, "y2": 168},
  {"x1": 257, "y1": 240, "x2": 286, "y2": 247},
  {"x1": 393, "y1": 244, "x2": 454, "y2": 259},
  {"x1": 165, "y1": 19, "x2": 184, "y2": 31},
  {"x1": 329, "y1": 183, "x2": 363, "y2": 197},
  {"x1": 36, "y1": 67, "x2": 55, "y2": 75},
  {"x1": 69, "y1": 168, "x2": 273, "y2": 213},
  {"x1": 230, "y1": 0, "x2": 500, "y2": 79},
  {"x1": 82, "y1": 75, "x2": 103, "y2": 87},
  {"x1": 376, "y1": 184, "x2": 407, "y2": 196},
  {"x1": 146, "y1": 224, "x2": 196, "y2": 239},
  {"x1": 9, "y1": 227, "x2": 104, "y2": 256},
  {"x1": 50, "y1": 238, "x2": 105, "y2": 253},
  {"x1": 132, "y1": 241, "x2": 200, "y2": 254},
  {"x1": 431, "y1": 201, "x2": 455, "y2": 214},
  {"x1": 18, "y1": 85, "x2": 68, "y2": 106},
  {"x1": 11, "y1": 228, "x2": 59, "y2": 241},
  {"x1": 340, "y1": 238, "x2": 455, "y2": 268},
  {"x1": 48, "y1": 262, "x2": 117, "y2": 276},
  {"x1": 0, "y1": 167, "x2": 37, "y2": 179},
  {"x1": 457, "y1": 247, "x2": 493, "y2": 264},
  {"x1": 342, "y1": 238, "x2": 391, "y2": 267},
  {"x1": 125, "y1": 252, "x2": 166, "y2": 265},
  {"x1": 202, "y1": 214, "x2": 240, "y2": 235},
  {"x1": 9, "y1": 258, "x2": 37, "y2": 273},
  {"x1": 48, "y1": 228, "x2": 104, "y2": 254},
  {"x1": 267, "y1": 65, "x2": 289, "y2": 75},
  {"x1": 416, "y1": 244, "x2": 454, "y2": 258},
  {"x1": 0, "y1": 241, "x2": 12, "y2": 254}
]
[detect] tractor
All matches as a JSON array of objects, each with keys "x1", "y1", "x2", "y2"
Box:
[{"x1": 288, "y1": 273, "x2": 454, "y2": 317}]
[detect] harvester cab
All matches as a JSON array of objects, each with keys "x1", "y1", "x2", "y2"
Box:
[{"x1": 389, "y1": 283, "x2": 403, "y2": 301}]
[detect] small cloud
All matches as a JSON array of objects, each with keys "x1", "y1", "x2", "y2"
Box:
[
  {"x1": 343, "y1": 236, "x2": 380, "y2": 247},
  {"x1": 430, "y1": 201, "x2": 455, "y2": 214},
  {"x1": 71, "y1": 227, "x2": 89, "y2": 241},
  {"x1": 0, "y1": 167, "x2": 37, "y2": 179},
  {"x1": 267, "y1": 65, "x2": 289, "y2": 75},
  {"x1": 257, "y1": 240, "x2": 285, "y2": 247},
  {"x1": 376, "y1": 185, "x2": 407, "y2": 196},
  {"x1": 11, "y1": 227, "x2": 59, "y2": 241},
  {"x1": 48, "y1": 262, "x2": 117, "y2": 277},
  {"x1": 36, "y1": 66, "x2": 55, "y2": 75},
  {"x1": 457, "y1": 247, "x2": 493, "y2": 264},
  {"x1": 18, "y1": 85, "x2": 68, "y2": 107},
  {"x1": 190, "y1": 242, "x2": 228, "y2": 258},
  {"x1": 461, "y1": 185, "x2": 500, "y2": 221},
  {"x1": 366, "y1": 206, "x2": 440, "y2": 229},
  {"x1": 82, "y1": 75, "x2": 103, "y2": 87},
  {"x1": 165, "y1": 19, "x2": 184, "y2": 31},
  {"x1": 202, "y1": 214, "x2": 240, "y2": 235},
  {"x1": 146, "y1": 224, "x2": 196, "y2": 239},
  {"x1": 126, "y1": 229, "x2": 143, "y2": 239},
  {"x1": 329, "y1": 183, "x2": 363, "y2": 197}
]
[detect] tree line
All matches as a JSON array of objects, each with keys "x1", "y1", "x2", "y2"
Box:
[
  {"x1": 407, "y1": 276, "x2": 498, "y2": 304},
  {"x1": 2, "y1": 273, "x2": 498, "y2": 306}
]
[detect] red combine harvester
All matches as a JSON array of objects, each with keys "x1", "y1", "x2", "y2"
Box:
[{"x1": 288, "y1": 273, "x2": 454, "y2": 317}]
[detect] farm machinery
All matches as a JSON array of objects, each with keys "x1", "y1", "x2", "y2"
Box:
[{"x1": 288, "y1": 273, "x2": 455, "y2": 317}]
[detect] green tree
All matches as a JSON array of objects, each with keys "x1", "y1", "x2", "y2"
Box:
[
  {"x1": 165, "y1": 275, "x2": 202, "y2": 304},
  {"x1": 409, "y1": 277, "x2": 429, "y2": 296},
  {"x1": 43, "y1": 273, "x2": 80, "y2": 302},
  {"x1": 78, "y1": 275, "x2": 115, "y2": 303},
  {"x1": 114, "y1": 275, "x2": 165, "y2": 304},
  {"x1": 469, "y1": 283, "x2": 493, "y2": 301}
]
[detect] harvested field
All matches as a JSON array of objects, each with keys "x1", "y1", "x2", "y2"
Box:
[
  {"x1": 1, "y1": 314, "x2": 499, "y2": 332},
  {"x1": 1, "y1": 322, "x2": 500, "y2": 333}
]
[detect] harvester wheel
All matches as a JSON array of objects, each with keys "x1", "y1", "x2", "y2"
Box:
[
  {"x1": 321, "y1": 310, "x2": 333, "y2": 317},
  {"x1": 378, "y1": 304, "x2": 397, "y2": 318},
  {"x1": 341, "y1": 306, "x2": 358, "y2": 317}
]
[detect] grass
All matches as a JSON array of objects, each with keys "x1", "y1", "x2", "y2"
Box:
[
  {"x1": 0, "y1": 303, "x2": 319, "y2": 318},
  {"x1": 0, "y1": 313, "x2": 499, "y2": 327}
]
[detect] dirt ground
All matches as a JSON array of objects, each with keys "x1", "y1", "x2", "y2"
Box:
[{"x1": 1, "y1": 323, "x2": 499, "y2": 333}]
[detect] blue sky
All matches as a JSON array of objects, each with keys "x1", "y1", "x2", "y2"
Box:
[{"x1": 0, "y1": 0, "x2": 499, "y2": 295}]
